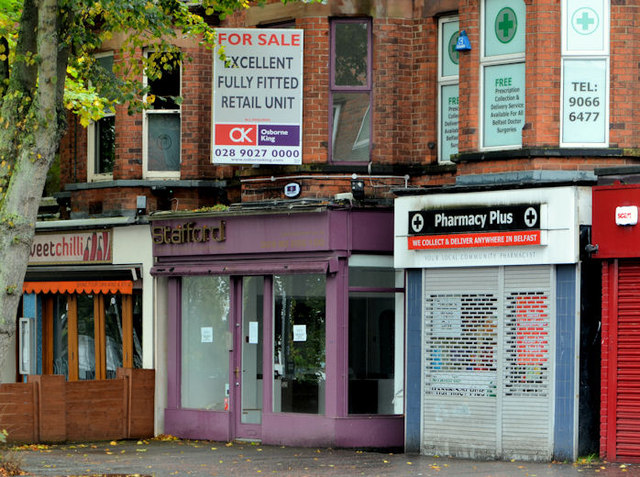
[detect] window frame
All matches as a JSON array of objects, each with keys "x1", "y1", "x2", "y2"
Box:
[
  {"x1": 87, "y1": 51, "x2": 116, "y2": 182},
  {"x1": 41, "y1": 292, "x2": 139, "y2": 381},
  {"x1": 479, "y1": 0, "x2": 526, "y2": 151},
  {"x1": 347, "y1": 255, "x2": 404, "y2": 415},
  {"x1": 329, "y1": 18, "x2": 373, "y2": 164},
  {"x1": 438, "y1": 16, "x2": 460, "y2": 163},
  {"x1": 142, "y1": 49, "x2": 182, "y2": 179}
]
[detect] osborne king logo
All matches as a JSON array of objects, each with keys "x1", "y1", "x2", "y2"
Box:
[{"x1": 152, "y1": 221, "x2": 226, "y2": 245}]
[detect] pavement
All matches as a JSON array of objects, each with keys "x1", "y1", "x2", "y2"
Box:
[{"x1": 6, "y1": 437, "x2": 640, "y2": 477}]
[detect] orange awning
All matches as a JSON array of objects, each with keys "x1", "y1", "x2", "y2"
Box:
[{"x1": 23, "y1": 280, "x2": 133, "y2": 295}]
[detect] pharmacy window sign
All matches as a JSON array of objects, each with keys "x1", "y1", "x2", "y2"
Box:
[
  {"x1": 483, "y1": 62, "x2": 526, "y2": 148},
  {"x1": 448, "y1": 32, "x2": 459, "y2": 65},
  {"x1": 441, "y1": 19, "x2": 459, "y2": 78},
  {"x1": 564, "y1": 0, "x2": 608, "y2": 54},
  {"x1": 572, "y1": 8, "x2": 599, "y2": 35},
  {"x1": 495, "y1": 7, "x2": 517, "y2": 43},
  {"x1": 484, "y1": 0, "x2": 526, "y2": 57},
  {"x1": 561, "y1": 58, "x2": 608, "y2": 146}
]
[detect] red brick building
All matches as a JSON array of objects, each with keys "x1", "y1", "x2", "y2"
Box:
[{"x1": 17, "y1": 0, "x2": 640, "y2": 459}]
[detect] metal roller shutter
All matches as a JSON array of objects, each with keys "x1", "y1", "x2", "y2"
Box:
[
  {"x1": 615, "y1": 262, "x2": 640, "y2": 460},
  {"x1": 502, "y1": 266, "x2": 553, "y2": 460},
  {"x1": 422, "y1": 266, "x2": 553, "y2": 460}
]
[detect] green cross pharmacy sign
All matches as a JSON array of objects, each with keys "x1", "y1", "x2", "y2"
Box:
[
  {"x1": 485, "y1": 0, "x2": 525, "y2": 57},
  {"x1": 564, "y1": 0, "x2": 608, "y2": 54},
  {"x1": 495, "y1": 7, "x2": 517, "y2": 43}
]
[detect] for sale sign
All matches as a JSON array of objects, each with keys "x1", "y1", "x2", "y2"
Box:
[{"x1": 212, "y1": 29, "x2": 304, "y2": 165}]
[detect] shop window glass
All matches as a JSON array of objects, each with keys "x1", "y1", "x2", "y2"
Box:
[
  {"x1": 132, "y1": 293, "x2": 143, "y2": 369},
  {"x1": 41, "y1": 290, "x2": 141, "y2": 381},
  {"x1": 77, "y1": 294, "x2": 96, "y2": 380},
  {"x1": 105, "y1": 295, "x2": 123, "y2": 379},
  {"x1": 348, "y1": 267, "x2": 397, "y2": 414},
  {"x1": 273, "y1": 274, "x2": 326, "y2": 415},
  {"x1": 330, "y1": 19, "x2": 371, "y2": 163},
  {"x1": 181, "y1": 276, "x2": 230, "y2": 410},
  {"x1": 53, "y1": 295, "x2": 68, "y2": 378},
  {"x1": 241, "y1": 276, "x2": 264, "y2": 424}
]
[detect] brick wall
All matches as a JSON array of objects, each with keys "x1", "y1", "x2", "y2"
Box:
[
  {"x1": 300, "y1": 16, "x2": 330, "y2": 164},
  {"x1": 521, "y1": 0, "x2": 561, "y2": 148},
  {"x1": 372, "y1": 18, "x2": 417, "y2": 165},
  {"x1": 56, "y1": 2, "x2": 640, "y2": 214},
  {"x1": 0, "y1": 383, "x2": 36, "y2": 442},
  {"x1": 457, "y1": 0, "x2": 480, "y2": 154},
  {"x1": 609, "y1": 3, "x2": 640, "y2": 149}
]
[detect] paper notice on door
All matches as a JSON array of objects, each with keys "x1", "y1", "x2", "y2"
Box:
[
  {"x1": 293, "y1": 324, "x2": 307, "y2": 342},
  {"x1": 201, "y1": 327, "x2": 213, "y2": 343},
  {"x1": 249, "y1": 321, "x2": 259, "y2": 344}
]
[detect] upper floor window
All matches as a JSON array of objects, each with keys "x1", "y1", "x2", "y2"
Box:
[
  {"x1": 144, "y1": 51, "x2": 181, "y2": 178},
  {"x1": 481, "y1": 0, "x2": 526, "y2": 150},
  {"x1": 330, "y1": 19, "x2": 372, "y2": 163},
  {"x1": 439, "y1": 17, "x2": 459, "y2": 163},
  {"x1": 87, "y1": 53, "x2": 116, "y2": 181}
]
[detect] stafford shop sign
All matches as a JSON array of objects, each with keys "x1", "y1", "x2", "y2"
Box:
[{"x1": 152, "y1": 221, "x2": 226, "y2": 245}]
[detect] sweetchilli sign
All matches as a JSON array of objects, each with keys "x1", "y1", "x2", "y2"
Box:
[{"x1": 29, "y1": 230, "x2": 112, "y2": 265}]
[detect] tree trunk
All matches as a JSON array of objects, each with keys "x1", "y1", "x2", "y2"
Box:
[{"x1": 0, "y1": 0, "x2": 68, "y2": 380}]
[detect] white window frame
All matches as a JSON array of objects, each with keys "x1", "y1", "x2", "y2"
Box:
[
  {"x1": 87, "y1": 51, "x2": 116, "y2": 182},
  {"x1": 559, "y1": 0, "x2": 610, "y2": 148},
  {"x1": 143, "y1": 50, "x2": 182, "y2": 179},
  {"x1": 479, "y1": 0, "x2": 526, "y2": 152},
  {"x1": 438, "y1": 16, "x2": 460, "y2": 164}
]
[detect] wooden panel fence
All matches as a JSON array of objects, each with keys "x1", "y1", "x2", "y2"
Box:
[{"x1": 0, "y1": 368, "x2": 154, "y2": 443}]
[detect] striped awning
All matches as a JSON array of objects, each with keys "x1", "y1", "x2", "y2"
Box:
[{"x1": 23, "y1": 280, "x2": 133, "y2": 295}]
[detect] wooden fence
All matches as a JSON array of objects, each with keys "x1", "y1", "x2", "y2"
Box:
[{"x1": 0, "y1": 368, "x2": 154, "y2": 443}]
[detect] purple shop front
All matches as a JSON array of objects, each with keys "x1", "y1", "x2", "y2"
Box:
[{"x1": 151, "y1": 207, "x2": 404, "y2": 448}]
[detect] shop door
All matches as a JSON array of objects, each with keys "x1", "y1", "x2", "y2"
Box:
[
  {"x1": 421, "y1": 265, "x2": 553, "y2": 460},
  {"x1": 234, "y1": 276, "x2": 265, "y2": 440},
  {"x1": 611, "y1": 261, "x2": 640, "y2": 460}
]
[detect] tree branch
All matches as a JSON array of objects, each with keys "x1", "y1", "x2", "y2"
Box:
[
  {"x1": 0, "y1": 37, "x2": 8, "y2": 98},
  {"x1": 13, "y1": 0, "x2": 38, "y2": 96}
]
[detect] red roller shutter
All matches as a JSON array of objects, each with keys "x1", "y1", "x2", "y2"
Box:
[{"x1": 613, "y1": 261, "x2": 640, "y2": 460}]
